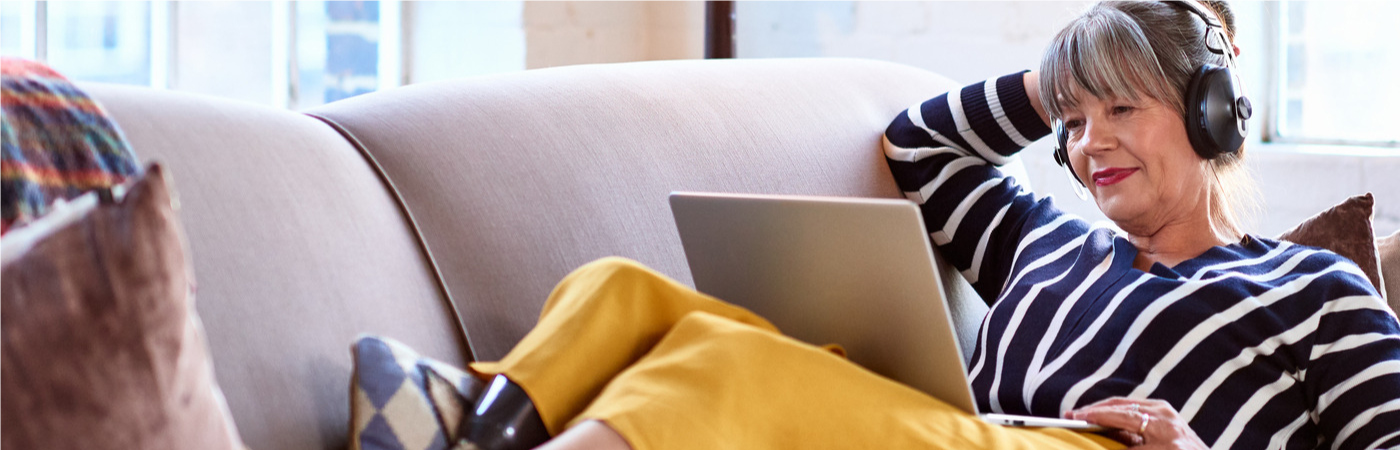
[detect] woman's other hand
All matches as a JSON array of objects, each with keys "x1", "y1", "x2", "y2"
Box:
[{"x1": 1066, "y1": 397, "x2": 1208, "y2": 449}]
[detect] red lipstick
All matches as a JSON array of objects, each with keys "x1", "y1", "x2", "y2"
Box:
[{"x1": 1092, "y1": 167, "x2": 1138, "y2": 187}]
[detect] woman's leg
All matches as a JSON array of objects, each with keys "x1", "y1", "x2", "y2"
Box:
[
  {"x1": 572, "y1": 311, "x2": 1122, "y2": 450},
  {"x1": 536, "y1": 420, "x2": 631, "y2": 450},
  {"x1": 469, "y1": 257, "x2": 777, "y2": 436}
]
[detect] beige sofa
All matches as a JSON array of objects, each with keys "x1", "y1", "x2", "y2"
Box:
[
  {"x1": 84, "y1": 57, "x2": 1400, "y2": 450},
  {"x1": 84, "y1": 58, "x2": 998, "y2": 450}
]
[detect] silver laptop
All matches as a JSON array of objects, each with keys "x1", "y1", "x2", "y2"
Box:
[{"x1": 669, "y1": 191, "x2": 1099, "y2": 431}]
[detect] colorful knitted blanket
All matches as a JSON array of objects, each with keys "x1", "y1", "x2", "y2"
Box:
[{"x1": 1, "y1": 57, "x2": 140, "y2": 235}]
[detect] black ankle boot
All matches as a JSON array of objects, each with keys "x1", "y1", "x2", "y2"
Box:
[{"x1": 457, "y1": 375, "x2": 550, "y2": 450}]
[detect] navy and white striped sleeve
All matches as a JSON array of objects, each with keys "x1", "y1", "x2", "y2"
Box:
[
  {"x1": 1303, "y1": 271, "x2": 1400, "y2": 450},
  {"x1": 882, "y1": 71, "x2": 1054, "y2": 303}
]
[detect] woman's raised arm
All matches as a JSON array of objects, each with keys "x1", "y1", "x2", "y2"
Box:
[
  {"x1": 882, "y1": 71, "x2": 1066, "y2": 304},
  {"x1": 1022, "y1": 70, "x2": 1052, "y2": 128}
]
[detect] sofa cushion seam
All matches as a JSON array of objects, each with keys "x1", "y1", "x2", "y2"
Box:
[{"x1": 304, "y1": 112, "x2": 477, "y2": 363}]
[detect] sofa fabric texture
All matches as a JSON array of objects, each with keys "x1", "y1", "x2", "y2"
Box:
[
  {"x1": 1380, "y1": 230, "x2": 1399, "y2": 309},
  {"x1": 307, "y1": 58, "x2": 992, "y2": 362},
  {"x1": 0, "y1": 164, "x2": 243, "y2": 450}
]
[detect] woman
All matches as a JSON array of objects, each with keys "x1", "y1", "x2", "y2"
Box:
[{"x1": 455, "y1": 2, "x2": 1400, "y2": 449}]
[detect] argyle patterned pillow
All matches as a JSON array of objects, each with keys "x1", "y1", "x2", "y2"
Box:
[{"x1": 350, "y1": 335, "x2": 479, "y2": 450}]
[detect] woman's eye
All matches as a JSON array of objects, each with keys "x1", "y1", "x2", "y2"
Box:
[
  {"x1": 1064, "y1": 119, "x2": 1084, "y2": 129},
  {"x1": 1112, "y1": 105, "x2": 1134, "y2": 115}
]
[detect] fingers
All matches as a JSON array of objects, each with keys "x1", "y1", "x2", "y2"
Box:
[
  {"x1": 1070, "y1": 404, "x2": 1150, "y2": 434},
  {"x1": 1077, "y1": 396, "x2": 1138, "y2": 409},
  {"x1": 1078, "y1": 396, "x2": 1169, "y2": 411},
  {"x1": 1069, "y1": 397, "x2": 1177, "y2": 423},
  {"x1": 1100, "y1": 429, "x2": 1144, "y2": 447},
  {"x1": 1067, "y1": 397, "x2": 1210, "y2": 449}
]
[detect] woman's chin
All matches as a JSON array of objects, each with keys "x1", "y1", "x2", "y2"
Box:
[{"x1": 1094, "y1": 197, "x2": 1148, "y2": 227}]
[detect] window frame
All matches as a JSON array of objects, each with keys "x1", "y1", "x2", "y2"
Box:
[
  {"x1": 1259, "y1": 1, "x2": 1399, "y2": 149},
  {"x1": 7, "y1": 1, "x2": 175, "y2": 89},
  {"x1": 6, "y1": 0, "x2": 403, "y2": 110},
  {"x1": 276, "y1": 0, "x2": 403, "y2": 109}
]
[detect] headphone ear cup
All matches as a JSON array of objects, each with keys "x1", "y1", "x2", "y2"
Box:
[
  {"x1": 1053, "y1": 122, "x2": 1070, "y2": 166},
  {"x1": 1184, "y1": 64, "x2": 1246, "y2": 160},
  {"x1": 1052, "y1": 122, "x2": 1087, "y2": 190}
]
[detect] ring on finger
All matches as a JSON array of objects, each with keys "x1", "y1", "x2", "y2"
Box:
[{"x1": 1138, "y1": 412, "x2": 1150, "y2": 435}]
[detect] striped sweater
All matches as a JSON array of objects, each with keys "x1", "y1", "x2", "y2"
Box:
[{"x1": 883, "y1": 72, "x2": 1400, "y2": 450}]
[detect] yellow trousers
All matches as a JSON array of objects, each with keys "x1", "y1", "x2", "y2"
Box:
[{"x1": 470, "y1": 257, "x2": 1120, "y2": 450}]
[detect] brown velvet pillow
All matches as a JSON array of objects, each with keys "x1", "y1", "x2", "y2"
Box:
[
  {"x1": 1, "y1": 163, "x2": 244, "y2": 450},
  {"x1": 1276, "y1": 193, "x2": 1384, "y2": 293}
]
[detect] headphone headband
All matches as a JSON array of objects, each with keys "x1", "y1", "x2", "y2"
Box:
[
  {"x1": 1170, "y1": 0, "x2": 1224, "y2": 30},
  {"x1": 1167, "y1": 1, "x2": 1238, "y2": 67}
]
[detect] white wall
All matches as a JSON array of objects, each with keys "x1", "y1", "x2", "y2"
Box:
[
  {"x1": 523, "y1": 1, "x2": 701, "y2": 70},
  {"x1": 1250, "y1": 152, "x2": 1400, "y2": 236},
  {"x1": 738, "y1": 1, "x2": 1089, "y2": 83},
  {"x1": 172, "y1": 2, "x2": 274, "y2": 105},
  {"x1": 407, "y1": 1, "x2": 525, "y2": 83}
]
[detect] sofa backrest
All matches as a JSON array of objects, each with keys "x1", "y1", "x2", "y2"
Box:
[
  {"x1": 307, "y1": 58, "x2": 994, "y2": 362},
  {"x1": 82, "y1": 84, "x2": 471, "y2": 450}
]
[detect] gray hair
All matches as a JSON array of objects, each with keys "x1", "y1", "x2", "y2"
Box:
[{"x1": 1039, "y1": 1, "x2": 1257, "y2": 241}]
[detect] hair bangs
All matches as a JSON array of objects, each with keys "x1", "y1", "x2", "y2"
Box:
[{"x1": 1038, "y1": 5, "x2": 1180, "y2": 120}]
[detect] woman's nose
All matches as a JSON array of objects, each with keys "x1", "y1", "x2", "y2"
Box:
[{"x1": 1075, "y1": 119, "x2": 1116, "y2": 156}]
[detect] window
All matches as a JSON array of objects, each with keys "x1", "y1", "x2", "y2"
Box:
[
  {"x1": 1267, "y1": 1, "x2": 1399, "y2": 147},
  {"x1": 0, "y1": 1, "x2": 167, "y2": 86},
  {"x1": 1, "y1": 1, "x2": 523, "y2": 110},
  {"x1": 290, "y1": 0, "x2": 400, "y2": 109},
  {"x1": 0, "y1": 1, "x2": 37, "y2": 59},
  {"x1": 47, "y1": 1, "x2": 158, "y2": 86},
  {"x1": 732, "y1": 1, "x2": 1400, "y2": 150}
]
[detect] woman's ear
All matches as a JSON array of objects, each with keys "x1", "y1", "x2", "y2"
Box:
[{"x1": 1233, "y1": 44, "x2": 1241, "y2": 57}]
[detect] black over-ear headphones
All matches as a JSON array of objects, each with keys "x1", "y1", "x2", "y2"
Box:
[{"x1": 1052, "y1": 0, "x2": 1252, "y2": 192}]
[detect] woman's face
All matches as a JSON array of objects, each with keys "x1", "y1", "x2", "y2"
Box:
[{"x1": 1059, "y1": 93, "x2": 1212, "y2": 236}]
